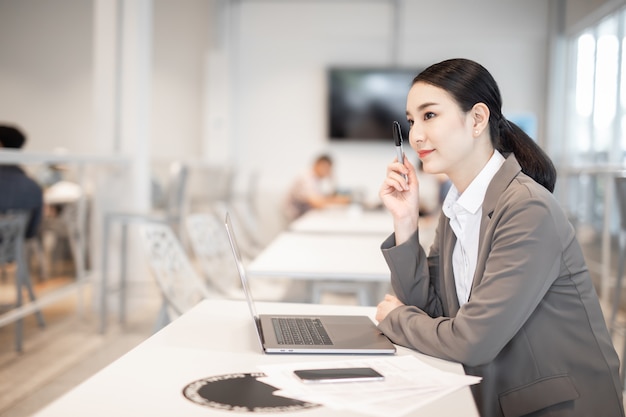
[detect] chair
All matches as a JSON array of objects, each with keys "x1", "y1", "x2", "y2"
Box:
[
  {"x1": 41, "y1": 199, "x2": 87, "y2": 278},
  {"x1": 139, "y1": 222, "x2": 214, "y2": 331},
  {"x1": 185, "y1": 211, "x2": 294, "y2": 302},
  {"x1": 211, "y1": 200, "x2": 264, "y2": 259},
  {"x1": 185, "y1": 212, "x2": 243, "y2": 298},
  {"x1": 0, "y1": 211, "x2": 45, "y2": 351},
  {"x1": 100, "y1": 161, "x2": 189, "y2": 333}
]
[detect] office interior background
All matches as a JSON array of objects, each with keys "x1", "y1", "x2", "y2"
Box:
[
  {"x1": 2, "y1": 0, "x2": 626, "y2": 414},
  {"x1": 1, "y1": 0, "x2": 622, "y2": 226}
]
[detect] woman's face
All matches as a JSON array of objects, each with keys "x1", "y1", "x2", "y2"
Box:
[{"x1": 406, "y1": 82, "x2": 476, "y2": 179}]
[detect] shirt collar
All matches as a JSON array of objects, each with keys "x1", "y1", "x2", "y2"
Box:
[{"x1": 442, "y1": 150, "x2": 506, "y2": 217}]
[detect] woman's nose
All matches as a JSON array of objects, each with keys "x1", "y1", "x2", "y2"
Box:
[{"x1": 409, "y1": 126, "x2": 424, "y2": 145}]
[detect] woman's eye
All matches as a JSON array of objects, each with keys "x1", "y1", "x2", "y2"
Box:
[
  {"x1": 424, "y1": 112, "x2": 435, "y2": 120},
  {"x1": 407, "y1": 119, "x2": 414, "y2": 127}
]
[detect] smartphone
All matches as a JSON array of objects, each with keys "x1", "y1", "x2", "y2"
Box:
[
  {"x1": 392, "y1": 121, "x2": 408, "y2": 181},
  {"x1": 293, "y1": 367, "x2": 384, "y2": 384}
]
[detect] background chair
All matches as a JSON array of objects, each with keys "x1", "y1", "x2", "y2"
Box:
[
  {"x1": 185, "y1": 210, "x2": 295, "y2": 302},
  {"x1": 0, "y1": 211, "x2": 45, "y2": 351},
  {"x1": 185, "y1": 212, "x2": 243, "y2": 298},
  {"x1": 100, "y1": 161, "x2": 189, "y2": 333},
  {"x1": 139, "y1": 222, "x2": 214, "y2": 331},
  {"x1": 211, "y1": 200, "x2": 264, "y2": 260},
  {"x1": 40, "y1": 199, "x2": 87, "y2": 279}
]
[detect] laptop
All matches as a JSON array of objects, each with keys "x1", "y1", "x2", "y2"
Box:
[{"x1": 224, "y1": 213, "x2": 396, "y2": 354}]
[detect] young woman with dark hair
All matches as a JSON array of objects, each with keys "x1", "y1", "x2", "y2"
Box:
[
  {"x1": 413, "y1": 59, "x2": 557, "y2": 193},
  {"x1": 376, "y1": 58, "x2": 624, "y2": 417}
]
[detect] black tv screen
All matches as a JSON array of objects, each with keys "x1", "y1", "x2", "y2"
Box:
[{"x1": 327, "y1": 67, "x2": 421, "y2": 141}]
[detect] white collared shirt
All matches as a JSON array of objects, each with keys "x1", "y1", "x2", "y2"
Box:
[{"x1": 442, "y1": 151, "x2": 506, "y2": 306}]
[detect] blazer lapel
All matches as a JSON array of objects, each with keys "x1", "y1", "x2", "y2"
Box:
[
  {"x1": 470, "y1": 154, "x2": 523, "y2": 294},
  {"x1": 440, "y1": 218, "x2": 461, "y2": 317}
]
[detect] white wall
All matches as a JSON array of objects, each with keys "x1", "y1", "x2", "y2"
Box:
[
  {"x1": 0, "y1": 0, "x2": 555, "y2": 229},
  {"x1": 0, "y1": 0, "x2": 210, "y2": 158},
  {"x1": 0, "y1": 0, "x2": 93, "y2": 153},
  {"x1": 564, "y1": 0, "x2": 625, "y2": 33},
  {"x1": 0, "y1": 0, "x2": 576, "y2": 227},
  {"x1": 151, "y1": 0, "x2": 211, "y2": 160},
  {"x1": 228, "y1": 0, "x2": 551, "y2": 224}
]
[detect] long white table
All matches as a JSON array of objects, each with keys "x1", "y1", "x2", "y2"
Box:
[
  {"x1": 249, "y1": 232, "x2": 389, "y2": 281},
  {"x1": 248, "y1": 232, "x2": 390, "y2": 305},
  {"x1": 32, "y1": 299, "x2": 479, "y2": 417},
  {"x1": 288, "y1": 208, "x2": 437, "y2": 252},
  {"x1": 289, "y1": 207, "x2": 394, "y2": 234}
]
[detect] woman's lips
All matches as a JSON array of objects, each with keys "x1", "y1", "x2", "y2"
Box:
[{"x1": 417, "y1": 149, "x2": 434, "y2": 159}]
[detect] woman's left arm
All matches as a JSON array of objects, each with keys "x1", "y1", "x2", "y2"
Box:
[{"x1": 378, "y1": 191, "x2": 569, "y2": 366}]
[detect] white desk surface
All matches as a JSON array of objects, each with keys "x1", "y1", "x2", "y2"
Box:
[
  {"x1": 248, "y1": 232, "x2": 390, "y2": 282},
  {"x1": 289, "y1": 208, "x2": 438, "y2": 251},
  {"x1": 33, "y1": 300, "x2": 478, "y2": 417},
  {"x1": 289, "y1": 207, "x2": 393, "y2": 234}
]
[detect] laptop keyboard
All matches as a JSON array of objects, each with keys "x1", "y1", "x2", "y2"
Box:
[{"x1": 272, "y1": 317, "x2": 333, "y2": 345}]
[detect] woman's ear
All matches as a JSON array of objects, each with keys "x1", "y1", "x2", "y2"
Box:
[{"x1": 471, "y1": 103, "x2": 490, "y2": 137}]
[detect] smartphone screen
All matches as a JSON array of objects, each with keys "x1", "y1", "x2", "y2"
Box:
[{"x1": 293, "y1": 367, "x2": 384, "y2": 383}]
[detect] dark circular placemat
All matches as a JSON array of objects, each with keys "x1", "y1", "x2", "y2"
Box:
[{"x1": 183, "y1": 372, "x2": 320, "y2": 413}]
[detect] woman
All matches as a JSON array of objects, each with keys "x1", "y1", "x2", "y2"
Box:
[{"x1": 376, "y1": 58, "x2": 624, "y2": 417}]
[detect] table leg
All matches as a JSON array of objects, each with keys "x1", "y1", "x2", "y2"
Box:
[{"x1": 120, "y1": 222, "x2": 128, "y2": 325}]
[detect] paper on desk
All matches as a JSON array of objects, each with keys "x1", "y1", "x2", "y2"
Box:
[{"x1": 257, "y1": 355, "x2": 481, "y2": 417}]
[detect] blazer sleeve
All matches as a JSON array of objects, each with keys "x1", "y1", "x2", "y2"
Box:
[
  {"x1": 380, "y1": 222, "x2": 444, "y2": 318},
  {"x1": 378, "y1": 191, "x2": 567, "y2": 367}
]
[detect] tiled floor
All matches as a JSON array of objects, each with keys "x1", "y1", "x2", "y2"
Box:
[
  {"x1": 0, "y1": 276, "x2": 161, "y2": 417},
  {"x1": 1, "y1": 228, "x2": 626, "y2": 417}
]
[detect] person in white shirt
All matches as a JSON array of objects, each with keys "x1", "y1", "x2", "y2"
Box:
[
  {"x1": 283, "y1": 154, "x2": 350, "y2": 221},
  {"x1": 375, "y1": 58, "x2": 623, "y2": 417}
]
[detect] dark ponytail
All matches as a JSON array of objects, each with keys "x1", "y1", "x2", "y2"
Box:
[
  {"x1": 413, "y1": 58, "x2": 556, "y2": 193},
  {"x1": 497, "y1": 117, "x2": 556, "y2": 192}
]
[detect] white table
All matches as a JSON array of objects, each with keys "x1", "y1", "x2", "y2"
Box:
[
  {"x1": 248, "y1": 232, "x2": 390, "y2": 305},
  {"x1": 249, "y1": 232, "x2": 389, "y2": 281},
  {"x1": 289, "y1": 208, "x2": 438, "y2": 251},
  {"x1": 289, "y1": 207, "x2": 394, "y2": 234},
  {"x1": 32, "y1": 299, "x2": 479, "y2": 417}
]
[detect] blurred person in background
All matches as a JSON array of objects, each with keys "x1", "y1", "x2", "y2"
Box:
[
  {"x1": 0, "y1": 124, "x2": 43, "y2": 239},
  {"x1": 284, "y1": 154, "x2": 351, "y2": 222}
]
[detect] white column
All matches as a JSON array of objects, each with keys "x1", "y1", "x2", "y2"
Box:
[
  {"x1": 93, "y1": 0, "x2": 152, "y2": 211},
  {"x1": 119, "y1": 0, "x2": 153, "y2": 212},
  {"x1": 93, "y1": 0, "x2": 155, "y2": 319},
  {"x1": 93, "y1": 0, "x2": 120, "y2": 155},
  {"x1": 202, "y1": 0, "x2": 234, "y2": 166}
]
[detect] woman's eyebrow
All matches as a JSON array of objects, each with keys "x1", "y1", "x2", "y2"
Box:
[
  {"x1": 416, "y1": 102, "x2": 438, "y2": 111},
  {"x1": 407, "y1": 102, "x2": 439, "y2": 117}
]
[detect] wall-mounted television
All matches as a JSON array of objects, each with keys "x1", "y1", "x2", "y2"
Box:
[{"x1": 327, "y1": 67, "x2": 421, "y2": 142}]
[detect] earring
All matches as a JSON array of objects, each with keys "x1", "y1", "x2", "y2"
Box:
[{"x1": 474, "y1": 130, "x2": 479, "y2": 135}]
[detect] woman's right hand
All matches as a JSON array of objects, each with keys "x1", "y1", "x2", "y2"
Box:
[{"x1": 379, "y1": 156, "x2": 420, "y2": 243}]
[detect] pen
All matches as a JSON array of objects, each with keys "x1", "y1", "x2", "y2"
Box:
[{"x1": 392, "y1": 121, "x2": 408, "y2": 182}]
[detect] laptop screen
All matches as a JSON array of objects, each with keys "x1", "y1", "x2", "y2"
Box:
[{"x1": 224, "y1": 212, "x2": 260, "y2": 322}]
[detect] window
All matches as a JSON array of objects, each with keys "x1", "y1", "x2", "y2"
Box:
[{"x1": 564, "y1": 10, "x2": 624, "y2": 232}]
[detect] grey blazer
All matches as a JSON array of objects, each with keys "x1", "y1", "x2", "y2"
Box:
[{"x1": 378, "y1": 155, "x2": 624, "y2": 417}]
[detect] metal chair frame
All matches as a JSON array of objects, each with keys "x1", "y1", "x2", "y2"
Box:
[
  {"x1": 100, "y1": 161, "x2": 189, "y2": 333},
  {"x1": 139, "y1": 221, "x2": 213, "y2": 331},
  {"x1": 0, "y1": 210, "x2": 45, "y2": 351},
  {"x1": 185, "y1": 212, "x2": 243, "y2": 298}
]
